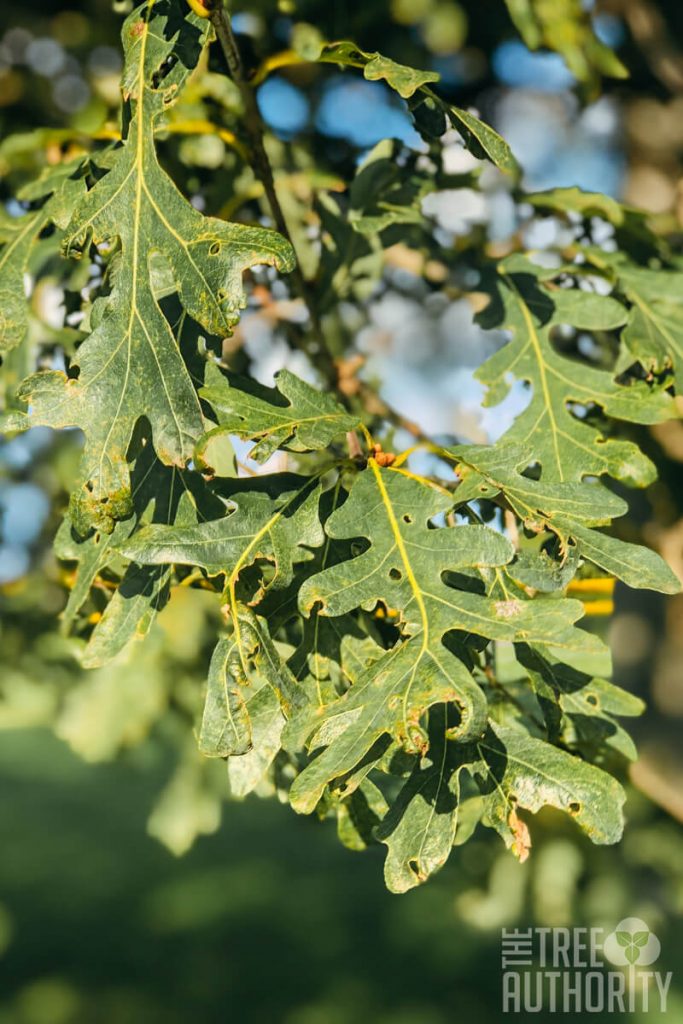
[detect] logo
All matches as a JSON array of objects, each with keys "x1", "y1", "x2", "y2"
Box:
[
  {"x1": 501, "y1": 921, "x2": 672, "y2": 1014},
  {"x1": 604, "y1": 918, "x2": 661, "y2": 967}
]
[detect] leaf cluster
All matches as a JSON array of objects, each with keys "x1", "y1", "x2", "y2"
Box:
[{"x1": 0, "y1": 0, "x2": 680, "y2": 891}]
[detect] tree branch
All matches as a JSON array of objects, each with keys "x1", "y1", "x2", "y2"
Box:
[{"x1": 205, "y1": 1, "x2": 336, "y2": 380}]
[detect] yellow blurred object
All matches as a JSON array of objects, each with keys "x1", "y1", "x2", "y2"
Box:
[
  {"x1": 580, "y1": 599, "x2": 614, "y2": 617},
  {"x1": 567, "y1": 577, "x2": 615, "y2": 595}
]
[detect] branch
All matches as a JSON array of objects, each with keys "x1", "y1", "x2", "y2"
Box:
[{"x1": 205, "y1": 0, "x2": 336, "y2": 381}]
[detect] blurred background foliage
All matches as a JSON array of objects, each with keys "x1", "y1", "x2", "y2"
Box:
[{"x1": 1, "y1": 0, "x2": 683, "y2": 1021}]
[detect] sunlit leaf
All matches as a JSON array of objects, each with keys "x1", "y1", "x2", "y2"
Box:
[{"x1": 16, "y1": 3, "x2": 293, "y2": 533}]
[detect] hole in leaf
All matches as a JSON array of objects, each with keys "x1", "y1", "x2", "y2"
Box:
[
  {"x1": 209, "y1": 242, "x2": 221, "y2": 255},
  {"x1": 402, "y1": 513, "x2": 413, "y2": 524},
  {"x1": 389, "y1": 568, "x2": 402, "y2": 581},
  {"x1": 568, "y1": 801, "x2": 581, "y2": 814},
  {"x1": 151, "y1": 52, "x2": 178, "y2": 89},
  {"x1": 586, "y1": 693, "x2": 598, "y2": 706}
]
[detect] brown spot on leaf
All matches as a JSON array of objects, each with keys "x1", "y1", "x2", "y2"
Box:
[{"x1": 509, "y1": 809, "x2": 531, "y2": 862}]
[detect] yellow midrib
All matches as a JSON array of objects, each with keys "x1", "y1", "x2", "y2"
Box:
[
  {"x1": 95, "y1": 7, "x2": 151, "y2": 488},
  {"x1": 369, "y1": 458, "x2": 429, "y2": 646},
  {"x1": 504, "y1": 272, "x2": 564, "y2": 481},
  {"x1": 226, "y1": 478, "x2": 318, "y2": 673}
]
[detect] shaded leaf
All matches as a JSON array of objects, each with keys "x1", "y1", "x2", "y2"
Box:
[
  {"x1": 615, "y1": 262, "x2": 683, "y2": 386},
  {"x1": 476, "y1": 255, "x2": 671, "y2": 485},
  {"x1": 475, "y1": 723, "x2": 626, "y2": 851},
  {"x1": 336, "y1": 779, "x2": 389, "y2": 851},
  {"x1": 120, "y1": 474, "x2": 323, "y2": 589},
  {"x1": 57, "y1": 432, "x2": 224, "y2": 667},
  {"x1": 198, "y1": 361, "x2": 358, "y2": 465},
  {"x1": 199, "y1": 634, "x2": 252, "y2": 757},
  {"x1": 446, "y1": 106, "x2": 518, "y2": 176},
  {"x1": 376, "y1": 704, "x2": 466, "y2": 892},
  {"x1": 201, "y1": 606, "x2": 303, "y2": 761},
  {"x1": 451, "y1": 443, "x2": 680, "y2": 593}
]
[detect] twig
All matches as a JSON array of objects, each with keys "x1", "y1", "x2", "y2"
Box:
[{"x1": 205, "y1": 1, "x2": 337, "y2": 381}]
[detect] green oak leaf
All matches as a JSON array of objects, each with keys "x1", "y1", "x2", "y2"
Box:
[
  {"x1": 336, "y1": 779, "x2": 389, "y2": 852},
  {"x1": 0, "y1": 159, "x2": 86, "y2": 355},
  {"x1": 228, "y1": 684, "x2": 286, "y2": 798},
  {"x1": 362, "y1": 53, "x2": 438, "y2": 97},
  {"x1": 347, "y1": 138, "x2": 432, "y2": 236},
  {"x1": 316, "y1": 41, "x2": 439, "y2": 98},
  {"x1": 376, "y1": 704, "x2": 467, "y2": 893},
  {"x1": 527, "y1": 187, "x2": 627, "y2": 226},
  {"x1": 119, "y1": 474, "x2": 324, "y2": 608},
  {"x1": 56, "y1": 431, "x2": 225, "y2": 668},
  {"x1": 444, "y1": 106, "x2": 518, "y2": 176},
  {"x1": 515, "y1": 644, "x2": 643, "y2": 763},
  {"x1": 197, "y1": 361, "x2": 358, "y2": 465},
  {"x1": 476, "y1": 255, "x2": 672, "y2": 485},
  {"x1": 503, "y1": 545, "x2": 581, "y2": 593},
  {"x1": 450, "y1": 444, "x2": 680, "y2": 593},
  {"x1": 288, "y1": 631, "x2": 486, "y2": 815},
  {"x1": 288, "y1": 462, "x2": 605, "y2": 814},
  {"x1": 301, "y1": 39, "x2": 518, "y2": 175},
  {"x1": 200, "y1": 607, "x2": 302, "y2": 761},
  {"x1": 616, "y1": 263, "x2": 683, "y2": 386},
  {"x1": 17, "y1": 1, "x2": 294, "y2": 533},
  {"x1": 199, "y1": 633, "x2": 251, "y2": 759},
  {"x1": 475, "y1": 722, "x2": 626, "y2": 851}
]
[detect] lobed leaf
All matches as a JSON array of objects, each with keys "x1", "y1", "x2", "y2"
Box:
[
  {"x1": 476, "y1": 255, "x2": 672, "y2": 485},
  {"x1": 475, "y1": 723, "x2": 626, "y2": 851},
  {"x1": 288, "y1": 462, "x2": 607, "y2": 815},
  {"x1": 16, "y1": 1, "x2": 294, "y2": 533},
  {"x1": 198, "y1": 361, "x2": 358, "y2": 465},
  {"x1": 451, "y1": 443, "x2": 680, "y2": 593}
]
